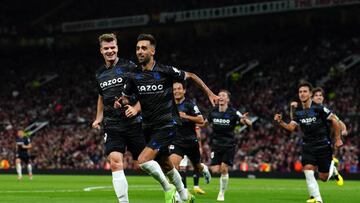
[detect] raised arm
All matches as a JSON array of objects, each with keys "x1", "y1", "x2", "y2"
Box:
[
  {"x1": 185, "y1": 72, "x2": 219, "y2": 106},
  {"x1": 274, "y1": 114, "x2": 297, "y2": 132}
]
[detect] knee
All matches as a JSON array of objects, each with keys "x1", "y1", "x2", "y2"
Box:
[
  {"x1": 318, "y1": 174, "x2": 328, "y2": 182},
  {"x1": 194, "y1": 164, "x2": 202, "y2": 173},
  {"x1": 110, "y1": 159, "x2": 123, "y2": 171},
  {"x1": 133, "y1": 161, "x2": 142, "y2": 172},
  {"x1": 137, "y1": 157, "x2": 146, "y2": 165},
  {"x1": 161, "y1": 162, "x2": 174, "y2": 173},
  {"x1": 220, "y1": 166, "x2": 228, "y2": 175}
]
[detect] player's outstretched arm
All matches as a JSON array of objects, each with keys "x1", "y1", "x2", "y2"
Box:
[
  {"x1": 274, "y1": 114, "x2": 297, "y2": 132},
  {"x1": 179, "y1": 112, "x2": 205, "y2": 125},
  {"x1": 92, "y1": 95, "x2": 104, "y2": 130},
  {"x1": 185, "y1": 72, "x2": 219, "y2": 106},
  {"x1": 328, "y1": 114, "x2": 343, "y2": 148},
  {"x1": 240, "y1": 112, "x2": 252, "y2": 126},
  {"x1": 339, "y1": 120, "x2": 348, "y2": 136},
  {"x1": 22, "y1": 143, "x2": 32, "y2": 149}
]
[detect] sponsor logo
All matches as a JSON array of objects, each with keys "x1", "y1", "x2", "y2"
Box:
[
  {"x1": 213, "y1": 118, "x2": 230, "y2": 124},
  {"x1": 300, "y1": 117, "x2": 316, "y2": 124},
  {"x1": 100, "y1": 77, "x2": 123, "y2": 88},
  {"x1": 137, "y1": 84, "x2": 164, "y2": 92}
]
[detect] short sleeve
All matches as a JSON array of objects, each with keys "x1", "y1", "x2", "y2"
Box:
[
  {"x1": 122, "y1": 77, "x2": 137, "y2": 97},
  {"x1": 164, "y1": 66, "x2": 186, "y2": 81},
  {"x1": 235, "y1": 111, "x2": 243, "y2": 119},
  {"x1": 207, "y1": 110, "x2": 214, "y2": 124},
  {"x1": 189, "y1": 102, "x2": 202, "y2": 116},
  {"x1": 318, "y1": 105, "x2": 333, "y2": 120},
  {"x1": 291, "y1": 110, "x2": 299, "y2": 125}
]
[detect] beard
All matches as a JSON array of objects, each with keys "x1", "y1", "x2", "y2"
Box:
[{"x1": 138, "y1": 55, "x2": 151, "y2": 66}]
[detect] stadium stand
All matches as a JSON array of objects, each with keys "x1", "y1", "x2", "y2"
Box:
[{"x1": 0, "y1": 3, "x2": 359, "y2": 174}]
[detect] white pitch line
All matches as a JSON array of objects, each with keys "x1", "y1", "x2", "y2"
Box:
[
  {"x1": 1, "y1": 185, "x2": 359, "y2": 194},
  {"x1": 83, "y1": 186, "x2": 113, "y2": 192},
  {"x1": 0, "y1": 189, "x2": 82, "y2": 193}
]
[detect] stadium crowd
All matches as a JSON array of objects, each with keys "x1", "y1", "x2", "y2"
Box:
[{"x1": 0, "y1": 27, "x2": 359, "y2": 174}]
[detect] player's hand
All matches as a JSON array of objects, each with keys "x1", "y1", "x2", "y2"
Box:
[
  {"x1": 114, "y1": 96, "x2": 129, "y2": 109},
  {"x1": 179, "y1": 112, "x2": 187, "y2": 119},
  {"x1": 341, "y1": 129, "x2": 348, "y2": 136},
  {"x1": 92, "y1": 120, "x2": 101, "y2": 130},
  {"x1": 242, "y1": 112, "x2": 249, "y2": 119},
  {"x1": 125, "y1": 105, "x2": 138, "y2": 118},
  {"x1": 274, "y1": 114, "x2": 282, "y2": 123},
  {"x1": 334, "y1": 139, "x2": 343, "y2": 148},
  {"x1": 208, "y1": 93, "x2": 219, "y2": 107},
  {"x1": 290, "y1": 101, "x2": 298, "y2": 108}
]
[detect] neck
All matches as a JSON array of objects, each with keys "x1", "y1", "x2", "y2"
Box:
[
  {"x1": 175, "y1": 97, "x2": 185, "y2": 104},
  {"x1": 219, "y1": 104, "x2": 228, "y2": 112},
  {"x1": 105, "y1": 57, "x2": 119, "y2": 68},
  {"x1": 142, "y1": 58, "x2": 155, "y2": 71},
  {"x1": 302, "y1": 99, "x2": 312, "y2": 109}
]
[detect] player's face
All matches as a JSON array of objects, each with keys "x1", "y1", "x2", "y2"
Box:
[
  {"x1": 298, "y1": 86, "x2": 312, "y2": 102},
  {"x1": 100, "y1": 40, "x2": 118, "y2": 63},
  {"x1": 218, "y1": 91, "x2": 229, "y2": 105},
  {"x1": 173, "y1": 83, "x2": 185, "y2": 100},
  {"x1": 136, "y1": 40, "x2": 155, "y2": 65},
  {"x1": 313, "y1": 91, "x2": 324, "y2": 104},
  {"x1": 17, "y1": 130, "x2": 24, "y2": 138}
]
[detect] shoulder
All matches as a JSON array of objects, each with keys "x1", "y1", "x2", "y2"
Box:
[
  {"x1": 117, "y1": 58, "x2": 138, "y2": 71},
  {"x1": 227, "y1": 107, "x2": 238, "y2": 114},
  {"x1": 184, "y1": 99, "x2": 196, "y2": 106},
  {"x1": 95, "y1": 65, "x2": 106, "y2": 77},
  {"x1": 155, "y1": 63, "x2": 181, "y2": 73}
]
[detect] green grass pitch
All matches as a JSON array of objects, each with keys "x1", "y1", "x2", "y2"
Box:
[{"x1": 0, "y1": 174, "x2": 359, "y2": 203}]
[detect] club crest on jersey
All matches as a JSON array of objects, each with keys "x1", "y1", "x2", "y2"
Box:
[
  {"x1": 300, "y1": 117, "x2": 316, "y2": 124},
  {"x1": 213, "y1": 118, "x2": 230, "y2": 125},
  {"x1": 137, "y1": 84, "x2": 164, "y2": 93},
  {"x1": 100, "y1": 77, "x2": 123, "y2": 88}
]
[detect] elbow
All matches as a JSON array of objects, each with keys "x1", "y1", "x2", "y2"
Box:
[{"x1": 186, "y1": 71, "x2": 195, "y2": 80}]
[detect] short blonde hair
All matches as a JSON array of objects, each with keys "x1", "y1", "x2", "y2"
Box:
[{"x1": 98, "y1": 33, "x2": 117, "y2": 46}]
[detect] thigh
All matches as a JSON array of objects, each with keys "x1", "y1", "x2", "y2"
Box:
[
  {"x1": 301, "y1": 145, "x2": 317, "y2": 167},
  {"x1": 210, "y1": 150, "x2": 223, "y2": 166},
  {"x1": 169, "y1": 144, "x2": 186, "y2": 158},
  {"x1": 315, "y1": 145, "x2": 333, "y2": 173},
  {"x1": 221, "y1": 147, "x2": 235, "y2": 167},
  {"x1": 104, "y1": 130, "x2": 126, "y2": 156},
  {"x1": 125, "y1": 124, "x2": 146, "y2": 161},
  {"x1": 186, "y1": 143, "x2": 201, "y2": 166},
  {"x1": 169, "y1": 153, "x2": 183, "y2": 169},
  {"x1": 145, "y1": 127, "x2": 176, "y2": 156}
]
